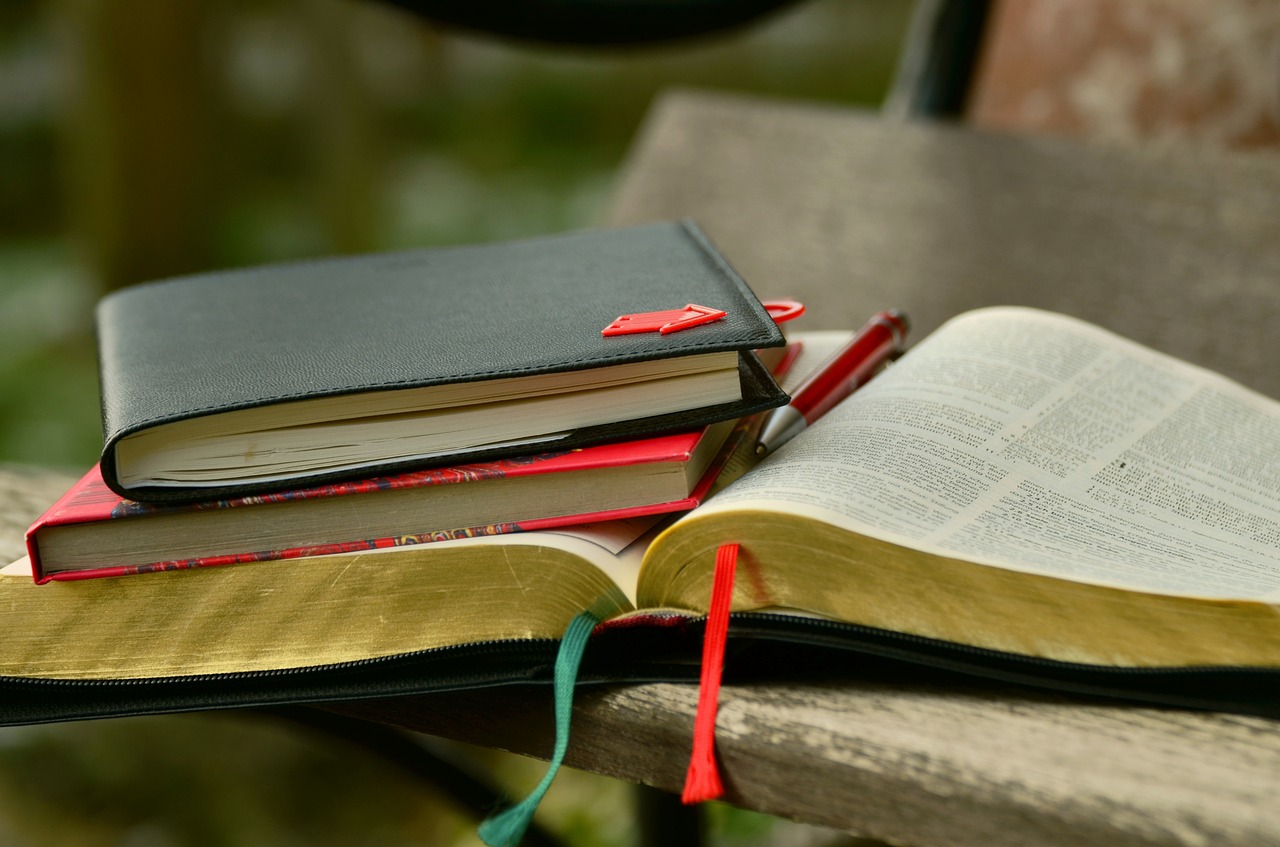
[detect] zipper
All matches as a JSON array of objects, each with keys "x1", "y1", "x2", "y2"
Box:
[
  {"x1": 0, "y1": 638, "x2": 560, "y2": 690},
  {"x1": 6, "y1": 612, "x2": 1275, "y2": 685},
  {"x1": 724, "y1": 611, "x2": 1280, "y2": 718},
  {"x1": 1, "y1": 614, "x2": 1275, "y2": 721},
  {"x1": 727, "y1": 611, "x2": 1255, "y2": 676}
]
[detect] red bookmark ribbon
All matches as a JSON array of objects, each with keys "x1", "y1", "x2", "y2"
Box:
[{"x1": 682, "y1": 542, "x2": 739, "y2": 804}]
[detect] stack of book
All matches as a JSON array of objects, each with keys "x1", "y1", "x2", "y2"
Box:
[
  {"x1": 27, "y1": 220, "x2": 790, "y2": 581},
  {"x1": 9, "y1": 223, "x2": 1280, "y2": 730}
]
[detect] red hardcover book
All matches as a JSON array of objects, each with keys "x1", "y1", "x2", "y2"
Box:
[{"x1": 26, "y1": 421, "x2": 743, "y2": 583}]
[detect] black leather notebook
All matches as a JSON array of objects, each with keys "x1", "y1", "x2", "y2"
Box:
[{"x1": 95, "y1": 221, "x2": 788, "y2": 502}]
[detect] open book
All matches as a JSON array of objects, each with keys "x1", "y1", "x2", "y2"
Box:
[
  {"x1": 644, "y1": 306, "x2": 1280, "y2": 669},
  {"x1": 3, "y1": 307, "x2": 1279, "y2": 725}
]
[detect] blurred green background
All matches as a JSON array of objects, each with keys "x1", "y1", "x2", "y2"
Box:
[
  {"x1": 0, "y1": 1, "x2": 911, "y2": 844},
  {"x1": 1, "y1": 0, "x2": 911, "y2": 474}
]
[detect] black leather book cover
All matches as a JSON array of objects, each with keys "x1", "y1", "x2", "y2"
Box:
[{"x1": 96, "y1": 221, "x2": 787, "y2": 502}]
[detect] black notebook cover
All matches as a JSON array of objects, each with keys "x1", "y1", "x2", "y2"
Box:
[{"x1": 96, "y1": 221, "x2": 788, "y2": 502}]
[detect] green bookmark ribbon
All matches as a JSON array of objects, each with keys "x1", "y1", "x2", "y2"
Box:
[{"x1": 478, "y1": 609, "x2": 601, "y2": 847}]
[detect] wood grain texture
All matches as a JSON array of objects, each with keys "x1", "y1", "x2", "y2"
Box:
[
  {"x1": 327, "y1": 679, "x2": 1280, "y2": 847},
  {"x1": 607, "y1": 89, "x2": 1280, "y2": 400}
]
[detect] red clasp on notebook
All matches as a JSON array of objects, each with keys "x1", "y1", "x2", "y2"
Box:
[
  {"x1": 762, "y1": 298, "x2": 805, "y2": 324},
  {"x1": 602, "y1": 304, "x2": 727, "y2": 336}
]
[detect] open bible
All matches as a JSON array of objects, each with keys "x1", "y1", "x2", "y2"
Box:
[
  {"x1": 3, "y1": 307, "x2": 1278, "y2": 726},
  {"x1": 641, "y1": 306, "x2": 1280, "y2": 669}
]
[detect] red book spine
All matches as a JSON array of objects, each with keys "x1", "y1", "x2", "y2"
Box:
[{"x1": 25, "y1": 428, "x2": 719, "y2": 583}]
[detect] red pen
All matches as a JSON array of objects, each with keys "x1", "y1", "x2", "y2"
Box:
[{"x1": 755, "y1": 309, "x2": 910, "y2": 456}]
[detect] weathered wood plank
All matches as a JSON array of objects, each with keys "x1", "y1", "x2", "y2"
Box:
[
  {"x1": 327, "y1": 679, "x2": 1280, "y2": 847},
  {"x1": 608, "y1": 90, "x2": 1280, "y2": 400}
]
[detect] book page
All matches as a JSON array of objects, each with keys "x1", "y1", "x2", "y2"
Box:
[
  {"x1": 523, "y1": 517, "x2": 659, "y2": 605},
  {"x1": 696, "y1": 307, "x2": 1280, "y2": 601},
  {"x1": 0, "y1": 529, "x2": 639, "y2": 680},
  {"x1": 9, "y1": 516, "x2": 657, "y2": 608},
  {"x1": 706, "y1": 331, "x2": 856, "y2": 494},
  {"x1": 0, "y1": 558, "x2": 30, "y2": 577},
  {"x1": 335, "y1": 516, "x2": 658, "y2": 606}
]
